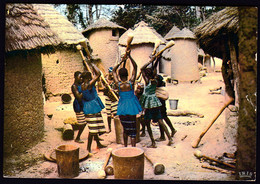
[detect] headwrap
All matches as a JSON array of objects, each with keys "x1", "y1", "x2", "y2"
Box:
[{"x1": 108, "y1": 67, "x2": 113, "y2": 72}]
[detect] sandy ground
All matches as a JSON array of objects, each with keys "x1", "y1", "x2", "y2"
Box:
[{"x1": 3, "y1": 72, "x2": 237, "y2": 181}]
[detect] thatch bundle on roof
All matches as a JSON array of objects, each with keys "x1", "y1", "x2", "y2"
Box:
[
  {"x1": 82, "y1": 18, "x2": 126, "y2": 35},
  {"x1": 5, "y1": 3, "x2": 61, "y2": 53},
  {"x1": 194, "y1": 7, "x2": 239, "y2": 58},
  {"x1": 164, "y1": 26, "x2": 181, "y2": 40},
  {"x1": 33, "y1": 4, "x2": 87, "y2": 45},
  {"x1": 119, "y1": 21, "x2": 166, "y2": 46},
  {"x1": 172, "y1": 28, "x2": 196, "y2": 39}
]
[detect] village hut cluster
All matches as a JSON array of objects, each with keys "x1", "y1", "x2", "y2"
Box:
[{"x1": 4, "y1": 4, "x2": 256, "y2": 180}]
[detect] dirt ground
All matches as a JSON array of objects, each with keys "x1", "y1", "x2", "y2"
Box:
[{"x1": 3, "y1": 71, "x2": 237, "y2": 181}]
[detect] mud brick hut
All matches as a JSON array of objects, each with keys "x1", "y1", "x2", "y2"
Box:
[
  {"x1": 118, "y1": 21, "x2": 166, "y2": 77},
  {"x1": 81, "y1": 18, "x2": 126, "y2": 74},
  {"x1": 161, "y1": 26, "x2": 181, "y2": 76},
  {"x1": 164, "y1": 28, "x2": 200, "y2": 83},
  {"x1": 5, "y1": 4, "x2": 61, "y2": 157},
  {"x1": 194, "y1": 7, "x2": 257, "y2": 179},
  {"x1": 33, "y1": 4, "x2": 88, "y2": 102}
]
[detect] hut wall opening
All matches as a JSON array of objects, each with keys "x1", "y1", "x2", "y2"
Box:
[{"x1": 42, "y1": 49, "x2": 84, "y2": 102}]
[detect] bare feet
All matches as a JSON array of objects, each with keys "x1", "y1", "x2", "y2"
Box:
[
  {"x1": 167, "y1": 139, "x2": 174, "y2": 146},
  {"x1": 155, "y1": 137, "x2": 166, "y2": 142},
  {"x1": 171, "y1": 130, "x2": 177, "y2": 137},
  {"x1": 140, "y1": 132, "x2": 146, "y2": 137},
  {"x1": 97, "y1": 144, "x2": 107, "y2": 149},
  {"x1": 75, "y1": 139, "x2": 84, "y2": 143},
  {"x1": 147, "y1": 142, "x2": 157, "y2": 148}
]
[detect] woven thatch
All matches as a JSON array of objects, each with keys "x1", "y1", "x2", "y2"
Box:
[
  {"x1": 164, "y1": 26, "x2": 181, "y2": 40},
  {"x1": 82, "y1": 18, "x2": 126, "y2": 35},
  {"x1": 118, "y1": 28, "x2": 134, "y2": 46},
  {"x1": 171, "y1": 28, "x2": 196, "y2": 39},
  {"x1": 5, "y1": 3, "x2": 61, "y2": 52},
  {"x1": 33, "y1": 4, "x2": 87, "y2": 45},
  {"x1": 119, "y1": 21, "x2": 166, "y2": 46},
  {"x1": 194, "y1": 7, "x2": 239, "y2": 58}
]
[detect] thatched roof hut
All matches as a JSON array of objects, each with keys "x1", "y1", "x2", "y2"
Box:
[
  {"x1": 82, "y1": 18, "x2": 126, "y2": 36},
  {"x1": 172, "y1": 28, "x2": 196, "y2": 40},
  {"x1": 119, "y1": 21, "x2": 166, "y2": 46},
  {"x1": 164, "y1": 26, "x2": 181, "y2": 41},
  {"x1": 5, "y1": 4, "x2": 62, "y2": 156},
  {"x1": 31, "y1": 4, "x2": 88, "y2": 100},
  {"x1": 194, "y1": 7, "x2": 239, "y2": 59},
  {"x1": 5, "y1": 3, "x2": 61, "y2": 53},
  {"x1": 33, "y1": 4, "x2": 87, "y2": 45}
]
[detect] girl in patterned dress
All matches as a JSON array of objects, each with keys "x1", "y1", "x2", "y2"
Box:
[
  {"x1": 81, "y1": 62, "x2": 107, "y2": 153},
  {"x1": 112, "y1": 50, "x2": 142, "y2": 147},
  {"x1": 139, "y1": 55, "x2": 173, "y2": 148}
]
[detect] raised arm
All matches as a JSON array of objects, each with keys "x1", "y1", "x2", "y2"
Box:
[
  {"x1": 141, "y1": 55, "x2": 156, "y2": 84},
  {"x1": 112, "y1": 56, "x2": 127, "y2": 86},
  {"x1": 88, "y1": 62, "x2": 101, "y2": 88},
  {"x1": 128, "y1": 51, "x2": 137, "y2": 84}
]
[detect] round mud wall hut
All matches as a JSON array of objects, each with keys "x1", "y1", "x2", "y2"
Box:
[
  {"x1": 82, "y1": 18, "x2": 126, "y2": 74},
  {"x1": 33, "y1": 4, "x2": 87, "y2": 102},
  {"x1": 118, "y1": 21, "x2": 166, "y2": 79},
  {"x1": 169, "y1": 28, "x2": 199, "y2": 82},
  {"x1": 161, "y1": 26, "x2": 181, "y2": 76},
  {"x1": 4, "y1": 4, "x2": 61, "y2": 157}
]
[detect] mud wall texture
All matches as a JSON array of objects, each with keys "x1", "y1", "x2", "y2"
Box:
[
  {"x1": 170, "y1": 39, "x2": 199, "y2": 82},
  {"x1": 87, "y1": 29, "x2": 120, "y2": 72},
  {"x1": 236, "y1": 7, "x2": 257, "y2": 180},
  {"x1": 42, "y1": 49, "x2": 84, "y2": 101},
  {"x1": 4, "y1": 52, "x2": 44, "y2": 157}
]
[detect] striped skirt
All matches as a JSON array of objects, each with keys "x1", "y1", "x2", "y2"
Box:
[
  {"x1": 105, "y1": 96, "x2": 118, "y2": 117},
  {"x1": 119, "y1": 115, "x2": 137, "y2": 138},
  {"x1": 85, "y1": 113, "x2": 106, "y2": 135},
  {"x1": 75, "y1": 111, "x2": 87, "y2": 125}
]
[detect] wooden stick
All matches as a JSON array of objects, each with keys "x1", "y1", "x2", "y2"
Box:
[
  {"x1": 152, "y1": 39, "x2": 161, "y2": 56},
  {"x1": 98, "y1": 148, "x2": 113, "y2": 179},
  {"x1": 201, "y1": 164, "x2": 235, "y2": 174},
  {"x1": 191, "y1": 98, "x2": 234, "y2": 148},
  {"x1": 77, "y1": 44, "x2": 119, "y2": 101},
  {"x1": 194, "y1": 150, "x2": 235, "y2": 169},
  {"x1": 144, "y1": 153, "x2": 165, "y2": 175},
  {"x1": 155, "y1": 40, "x2": 175, "y2": 57},
  {"x1": 123, "y1": 33, "x2": 134, "y2": 68}
]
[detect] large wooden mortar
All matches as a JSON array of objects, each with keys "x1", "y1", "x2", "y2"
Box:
[
  {"x1": 55, "y1": 145, "x2": 79, "y2": 178},
  {"x1": 112, "y1": 147, "x2": 144, "y2": 179}
]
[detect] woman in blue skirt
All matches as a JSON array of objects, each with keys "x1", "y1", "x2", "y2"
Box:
[
  {"x1": 112, "y1": 50, "x2": 142, "y2": 147},
  {"x1": 81, "y1": 62, "x2": 107, "y2": 153}
]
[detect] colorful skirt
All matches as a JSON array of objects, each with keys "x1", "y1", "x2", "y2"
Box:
[
  {"x1": 85, "y1": 113, "x2": 106, "y2": 135},
  {"x1": 119, "y1": 115, "x2": 137, "y2": 138},
  {"x1": 75, "y1": 111, "x2": 87, "y2": 125},
  {"x1": 105, "y1": 96, "x2": 118, "y2": 117}
]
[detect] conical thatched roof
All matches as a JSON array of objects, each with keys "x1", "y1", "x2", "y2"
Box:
[
  {"x1": 33, "y1": 4, "x2": 87, "y2": 45},
  {"x1": 5, "y1": 3, "x2": 61, "y2": 52},
  {"x1": 171, "y1": 28, "x2": 196, "y2": 39},
  {"x1": 118, "y1": 28, "x2": 134, "y2": 46},
  {"x1": 119, "y1": 21, "x2": 166, "y2": 46},
  {"x1": 194, "y1": 7, "x2": 238, "y2": 58},
  {"x1": 164, "y1": 26, "x2": 181, "y2": 40},
  {"x1": 82, "y1": 18, "x2": 126, "y2": 35}
]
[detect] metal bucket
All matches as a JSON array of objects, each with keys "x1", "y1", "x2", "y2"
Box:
[
  {"x1": 112, "y1": 147, "x2": 144, "y2": 179},
  {"x1": 169, "y1": 99, "x2": 178, "y2": 110},
  {"x1": 55, "y1": 145, "x2": 79, "y2": 178}
]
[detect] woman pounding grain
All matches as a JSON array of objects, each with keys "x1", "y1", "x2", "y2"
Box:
[
  {"x1": 71, "y1": 71, "x2": 87, "y2": 143},
  {"x1": 139, "y1": 55, "x2": 173, "y2": 148},
  {"x1": 112, "y1": 50, "x2": 142, "y2": 147},
  {"x1": 81, "y1": 62, "x2": 107, "y2": 153}
]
